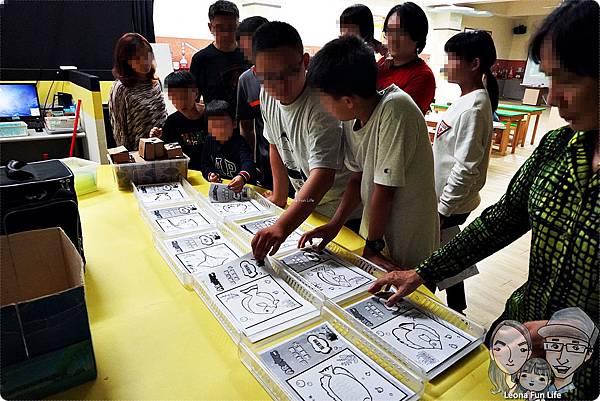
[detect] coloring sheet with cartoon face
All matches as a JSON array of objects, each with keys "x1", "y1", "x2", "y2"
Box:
[
  {"x1": 163, "y1": 230, "x2": 242, "y2": 275},
  {"x1": 208, "y1": 198, "x2": 267, "y2": 218},
  {"x1": 209, "y1": 183, "x2": 251, "y2": 202},
  {"x1": 277, "y1": 249, "x2": 375, "y2": 301},
  {"x1": 240, "y1": 216, "x2": 304, "y2": 252},
  {"x1": 136, "y1": 182, "x2": 191, "y2": 206},
  {"x1": 150, "y1": 203, "x2": 214, "y2": 235},
  {"x1": 198, "y1": 253, "x2": 318, "y2": 342},
  {"x1": 259, "y1": 322, "x2": 415, "y2": 401},
  {"x1": 346, "y1": 296, "x2": 477, "y2": 377}
]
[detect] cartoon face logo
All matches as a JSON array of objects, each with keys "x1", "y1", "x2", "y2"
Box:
[
  {"x1": 490, "y1": 322, "x2": 532, "y2": 375},
  {"x1": 537, "y1": 307, "x2": 597, "y2": 395}
]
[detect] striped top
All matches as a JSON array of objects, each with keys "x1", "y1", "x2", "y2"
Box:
[{"x1": 109, "y1": 80, "x2": 167, "y2": 150}]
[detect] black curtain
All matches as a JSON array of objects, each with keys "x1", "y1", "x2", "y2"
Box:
[{"x1": 133, "y1": 0, "x2": 156, "y2": 43}]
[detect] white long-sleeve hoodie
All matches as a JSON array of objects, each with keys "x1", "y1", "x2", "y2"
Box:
[{"x1": 433, "y1": 89, "x2": 493, "y2": 216}]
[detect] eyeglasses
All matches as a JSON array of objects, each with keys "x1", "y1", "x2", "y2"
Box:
[
  {"x1": 256, "y1": 58, "x2": 304, "y2": 83},
  {"x1": 382, "y1": 28, "x2": 409, "y2": 39},
  {"x1": 543, "y1": 342, "x2": 588, "y2": 353}
]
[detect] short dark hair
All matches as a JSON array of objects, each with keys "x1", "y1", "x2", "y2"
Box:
[
  {"x1": 164, "y1": 71, "x2": 196, "y2": 90},
  {"x1": 237, "y1": 16, "x2": 269, "y2": 38},
  {"x1": 208, "y1": 0, "x2": 239, "y2": 21},
  {"x1": 205, "y1": 100, "x2": 235, "y2": 120},
  {"x1": 253, "y1": 21, "x2": 304, "y2": 56},
  {"x1": 339, "y1": 4, "x2": 374, "y2": 41},
  {"x1": 445, "y1": 31, "x2": 499, "y2": 111},
  {"x1": 383, "y1": 2, "x2": 428, "y2": 54},
  {"x1": 530, "y1": 0, "x2": 598, "y2": 79},
  {"x1": 307, "y1": 35, "x2": 377, "y2": 99}
]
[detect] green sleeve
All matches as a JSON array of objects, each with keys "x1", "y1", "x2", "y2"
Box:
[{"x1": 415, "y1": 128, "x2": 563, "y2": 284}]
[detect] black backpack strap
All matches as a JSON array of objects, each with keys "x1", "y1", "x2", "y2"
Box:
[{"x1": 6, "y1": 160, "x2": 34, "y2": 181}]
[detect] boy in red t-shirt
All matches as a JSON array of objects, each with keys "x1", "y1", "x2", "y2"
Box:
[{"x1": 377, "y1": 2, "x2": 435, "y2": 115}]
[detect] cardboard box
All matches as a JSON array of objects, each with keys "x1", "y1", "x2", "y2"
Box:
[
  {"x1": 0, "y1": 228, "x2": 97, "y2": 399},
  {"x1": 165, "y1": 143, "x2": 183, "y2": 159},
  {"x1": 108, "y1": 146, "x2": 130, "y2": 164}
]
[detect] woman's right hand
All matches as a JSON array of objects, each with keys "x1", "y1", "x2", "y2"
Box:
[
  {"x1": 298, "y1": 222, "x2": 342, "y2": 251},
  {"x1": 368, "y1": 270, "x2": 425, "y2": 306},
  {"x1": 149, "y1": 127, "x2": 163, "y2": 138}
]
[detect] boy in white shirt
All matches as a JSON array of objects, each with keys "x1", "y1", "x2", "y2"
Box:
[
  {"x1": 300, "y1": 35, "x2": 439, "y2": 270},
  {"x1": 431, "y1": 30, "x2": 498, "y2": 313}
]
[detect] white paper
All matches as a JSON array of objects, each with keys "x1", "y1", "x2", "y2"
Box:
[
  {"x1": 278, "y1": 249, "x2": 375, "y2": 301},
  {"x1": 163, "y1": 230, "x2": 242, "y2": 275},
  {"x1": 149, "y1": 203, "x2": 214, "y2": 234},
  {"x1": 136, "y1": 182, "x2": 190, "y2": 206},
  {"x1": 208, "y1": 198, "x2": 267, "y2": 218},
  {"x1": 209, "y1": 183, "x2": 250, "y2": 203},
  {"x1": 240, "y1": 216, "x2": 304, "y2": 252},
  {"x1": 259, "y1": 322, "x2": 415, "y2": 401},
  {"x1": 346, "y1": 296, "x2": 477, "y2": 377},
  {"x1": 199, "y1": 252, "x2": 318, "y2": 342}
]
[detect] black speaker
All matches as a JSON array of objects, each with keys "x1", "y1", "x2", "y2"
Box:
[{"x1": 513, "y1": 25, "x2": 527, "y2": 35}]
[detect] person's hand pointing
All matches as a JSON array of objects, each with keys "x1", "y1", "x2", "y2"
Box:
[{"x1": 368, "y1": 269, "x2": 425, "y2": 306}]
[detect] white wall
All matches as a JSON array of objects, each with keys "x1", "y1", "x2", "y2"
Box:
[{"x1": 153, "y1": 0, "x2": 399, "y2": 46}]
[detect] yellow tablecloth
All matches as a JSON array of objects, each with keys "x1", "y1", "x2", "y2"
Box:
[{"x1": 53, "y1": 166, "x2": 501, "y2": 400}]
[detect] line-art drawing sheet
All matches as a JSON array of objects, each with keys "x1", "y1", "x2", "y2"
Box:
[
  {"x1": 240, "y1": 216, "x2": 304, "y2": 251},
  {"x1": 345, "y1": 296, "x2": 476, "y2": 375},
  {"x1": 151, "y1": 204, "x2": 213, "y2": 234},
  {"x1": 209, "y1": 183, "x2": 251, "y2": 202},
  {"x1": 163, "y1": 230, "x2": 242, "y2": 275},
  {"x1": 137, "y1": 182, "x2": 190, "y2": 205},
  {"x1": 258, "y1": 322, "x2": 414, "y2": 401},
  {"x1": 279, "y1": 249, "x2": 375, "y2": 300},
  {"x1": 200, "y1": 253, "x2": 318, "y2": 341},
  {"x1": 209, "y1": 199, "x2": 266, "y2": 217}
]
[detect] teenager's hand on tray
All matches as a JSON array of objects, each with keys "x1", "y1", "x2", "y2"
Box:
[
  {"x1": 298, "y1": 222, "x2": 341, "y2": 251},
  {"x1": 252, "y1": 223, "x2": 288, "y2": 261},
  {"x1": 264, "y1": 190, "x2": 287, "y2": 208},
  {"x1": 368, "y1": 270, "x2": 425, "y2": 306},
  {"x1": 362, "y1": 247, "x2": 398, "y2": 271}
]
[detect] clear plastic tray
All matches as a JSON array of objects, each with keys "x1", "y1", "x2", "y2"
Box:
[
  {"x1": 140, "y1": 201, "x2": 217, "y2": 239},
  {"x1": 224, "y1": 212, "x2": 313, "y2": 257},
  {"x1": 194, "y1": 186, "x2": 278, "y2": 221},
  {"x1": 133, "y1": 179, "x2": 197, "y2": 209},
  {"x1": 333, "y1": 289, "x2": 486, "y2": 381},
  {"x1": 269, "y1": 241, "x2": 387, "y2": 304},
  {"x1": 239, "y1": 303, "x2": 425, "y2": 401},
  {"x1": 192, "y1": 255, "x2": 323, "y2": 344},
  {"x1": 153, "y1": 223, "x2": 247, "y2": 290},
  {"x1": 107, "y1": 151, "x2": 189, "y2": 191}
]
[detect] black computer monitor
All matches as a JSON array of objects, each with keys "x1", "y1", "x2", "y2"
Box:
[{"x1": 0, "y1": 83, "x2": 42, "y2": 123}]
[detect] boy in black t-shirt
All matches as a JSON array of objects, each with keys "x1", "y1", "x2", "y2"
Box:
[
  {"x1": 149, "y1": 71, "x2": 208, "y2": 170},
  {"x1": 190, "y1": 1, "x2": 250, "y2": 107},
  {"x1": 201, "y1": 100, "x2": 255, "y2": 193}
]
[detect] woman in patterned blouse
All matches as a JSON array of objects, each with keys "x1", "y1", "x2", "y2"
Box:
[
  {"x1": 369, "y1": 1, "x2": 599, "y2": 399},
  {"x1": 109, "y1": 33, "x2": 167, "y2": 150}
]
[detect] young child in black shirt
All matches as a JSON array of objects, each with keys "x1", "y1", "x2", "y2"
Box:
[
  {"x1": 149, "y1": 71, "x2": 208, "y2": 170},
  {"x1": 201, "y1": 100, "x2": 255, "y2": 192}
]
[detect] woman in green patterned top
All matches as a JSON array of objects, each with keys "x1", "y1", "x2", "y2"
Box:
[{"x1": 369, "y1": 1, "x2": 598, "y2": 399}]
